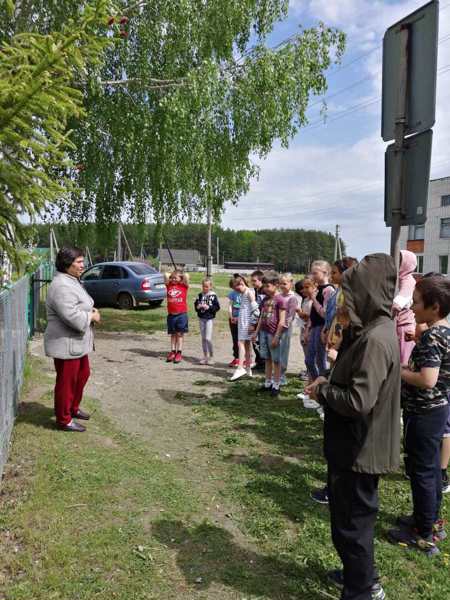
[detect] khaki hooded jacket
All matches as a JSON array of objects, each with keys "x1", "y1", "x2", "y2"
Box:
[{"x1": 318, "y1": 253, "x2": 401, "y2": 474}]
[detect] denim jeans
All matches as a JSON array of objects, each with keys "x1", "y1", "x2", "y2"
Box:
[
  {"x1": 305, "y1": 325, "x2": 327, "y2": 379},
  {"x1": 404, "y1": 404, "x2": 448, "y2": 537},
  {"x1": 280, "y1": 325, "x2": 292, "y2": 372}
]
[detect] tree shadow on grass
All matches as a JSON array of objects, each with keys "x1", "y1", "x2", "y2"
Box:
[
  {"x1": 186, "y1": 379, "x2": 331, "y2": 526},
  {"x1": 152, "y1": 519, "x2": 337, "y2": 600},
  {"x1": 157, "y1": 389, "x2": 211, "y2": 406},
  {"x1": 17, "y1": 401, "x2": 56, "y2": 430}
]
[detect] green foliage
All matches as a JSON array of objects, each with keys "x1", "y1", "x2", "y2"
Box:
[
  {"x1": 0, "y1": 1, "x2": 116, "y2": 265},
  {"x1": 3, "y1": 1, "x2": 346, "y2": 227},
  {"x1": 30, "y1": 222, "x2": 345, "y2": 271}
]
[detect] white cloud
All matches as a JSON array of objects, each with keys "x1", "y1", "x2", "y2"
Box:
[{"x1": 223, "y1": 1, "x2": 450, "y2": 259}]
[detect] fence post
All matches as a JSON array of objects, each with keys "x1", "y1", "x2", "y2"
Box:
[{"x1": 28, "y1": 272, "x2": 35, "y2": 337}]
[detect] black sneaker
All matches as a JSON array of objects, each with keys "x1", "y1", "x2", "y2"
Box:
[
  {"x1": 311, "y1": 486, "x2": 329, "y2": 505},
  {"x1": 327, "y1": 570, "x2": 385, "y2": 599},
  {"x1": 388, "y1": 526, "x2": 440, "y2": 557}
]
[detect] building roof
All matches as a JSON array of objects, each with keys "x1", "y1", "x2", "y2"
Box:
[{"x1": 157, "y1": 249, "x2": 202, "y2": 265}]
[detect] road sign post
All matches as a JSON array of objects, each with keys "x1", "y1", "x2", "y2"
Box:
[
  {"x1": 382, "y1": 0, "x2": 439, "y2": 268},
  {"x1": 389, "y1": 25, "x2": 409, "y2": 271}
]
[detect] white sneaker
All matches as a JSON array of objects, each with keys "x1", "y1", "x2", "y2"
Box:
[
  {"x1": 303, "y1": 398, "x2": 320, "y2": 409},
  {"x1": 246, "y1": 368, "x2": 253, "y2": 378},
  {"x1": 230, "y1": 367, "x2": 247, "y2": 381},
  {"x1": 199, "y1": 358, "x2": 208, "y2": 365},
  {"x1": 296, "y1": 392, "x2": 307, "y2": 400},
  {"x1": 207, "y1": 358, "x2": 214, "y2": 365}
]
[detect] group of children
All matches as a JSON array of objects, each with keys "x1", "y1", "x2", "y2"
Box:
[
  {"x1": 162, "y1": 257, "x2": 450, "y2": 597},
  {"x1": 162, "y1": 263, "x2": 351, "y2": 398}
]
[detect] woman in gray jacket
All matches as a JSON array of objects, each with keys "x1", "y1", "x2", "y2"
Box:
[{"x1": 44, "y1": 247, "x2": 101, "y2": 432}]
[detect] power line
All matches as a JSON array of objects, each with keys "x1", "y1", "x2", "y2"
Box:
[
  {"x1": 302, "y1": 60, "x2": 450, "y2": 132},
  {"x1": 308, "y1": 33, "x2": 450, "y2": 118}
]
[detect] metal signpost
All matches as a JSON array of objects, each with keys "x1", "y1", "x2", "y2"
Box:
[{"x1": 382, "y1": 0, "x2": 439, "y2": 270}]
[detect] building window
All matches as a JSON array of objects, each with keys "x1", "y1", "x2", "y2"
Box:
[
  {"x1": 408, "y1": 224, "x2": 425, "y2": 240},
  {"x1": 441, "y1": 195, "x2": 450, "y2": 207},
  {"x1": 440, "y1": 255, "x2": 449, "y2": 275},
  {"x1": 416, "y1": 255, "x2": 424, "y2": 273},
  {"x1": 440, "y1": 218, "x2": 450, "y2": 239}
]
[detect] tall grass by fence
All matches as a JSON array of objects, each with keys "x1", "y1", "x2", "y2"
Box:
[{"x1": 0, "y1": 263, "x2": 53, "y2": 479}]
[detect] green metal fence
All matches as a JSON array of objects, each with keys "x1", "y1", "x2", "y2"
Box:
[{"x1": 0, "y1": 262, "x2": 54, "y2": 479}]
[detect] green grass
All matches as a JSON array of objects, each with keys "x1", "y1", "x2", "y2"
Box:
[
  {"x1": 96, "y1": 288, "x2": 229, "y2": 334},
  {"x1": 5, "y1": 359, "x2": 446, "y2": 599},
  {"x1": 188, "y1": 377, "x2": 450, "y2": 599},
  {"x1": 1, "y1": 361, "x2": 202, "y2": 600}
]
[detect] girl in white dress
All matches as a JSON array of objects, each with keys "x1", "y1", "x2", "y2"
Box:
[{"x1": 230, "y1": 274, "x2": 259, "y2": 381}]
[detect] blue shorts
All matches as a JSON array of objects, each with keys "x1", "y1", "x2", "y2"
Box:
[
  {"x1": 167, "y1": 312, "x2": 188, "y2": 335},
  {"x1": 259, "y1": 329, "x2": 282, "y2": 363}
]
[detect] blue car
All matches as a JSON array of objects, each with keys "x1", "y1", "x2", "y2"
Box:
[{"x1": 80, "y1": 261, "x2": 166, "y2": 309}]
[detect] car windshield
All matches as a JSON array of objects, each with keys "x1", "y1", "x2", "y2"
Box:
[{"x1": 128, "y1": 264, "x2": 157, "y2": 275}]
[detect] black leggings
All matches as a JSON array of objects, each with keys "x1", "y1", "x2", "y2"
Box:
[{"x1": 229, "y1": 319, "x2": 239, "y2": 359}]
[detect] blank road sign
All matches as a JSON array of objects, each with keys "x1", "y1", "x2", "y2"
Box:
[
  {"x1": 382, "y1": 0, "x2": 439, "y2": 142},
  {"x1": 385, "y1": 129, "x2": 433, "y2": 226}
]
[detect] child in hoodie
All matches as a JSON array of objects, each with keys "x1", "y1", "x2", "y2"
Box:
[
  {"x1": 393, "y1": 250, "x2": 417, "y2": 364},
  {"x1": 194, "y1": 278, "x2": 220, "y2": 364}
]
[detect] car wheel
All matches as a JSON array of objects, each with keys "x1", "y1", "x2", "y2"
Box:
[
  {"x1": 149, "y1": 300, "x2": 163, "y2": 308},
  {"x1": 117, "y1": 292, "x2": 134, "y2": 310}
]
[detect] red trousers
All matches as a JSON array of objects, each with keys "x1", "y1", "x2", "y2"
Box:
[{"x1": 54, "y1": 356, "x2": 90, "y2": 425}]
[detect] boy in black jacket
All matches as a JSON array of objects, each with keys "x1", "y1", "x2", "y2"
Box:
[
  {"x1": 194, "y1": 278, "x2": 220, "y2": 365},
  {"x1": 307, "y1": 254, "x2": 400, "y2": 600}
]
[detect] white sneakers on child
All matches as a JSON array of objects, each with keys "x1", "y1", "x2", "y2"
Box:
[
  {"x1": 230, "y1": 366, "x2": 252, "y2": 381},
  {"x1": 230, "y1": 366, "x2": 247, "y2": 381},
  {"x1": 297, "y1": 393, "x2": 321, "y2": 410}
]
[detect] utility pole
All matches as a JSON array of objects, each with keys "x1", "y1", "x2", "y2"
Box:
[
  {"x1": 117, "y1": 222, "x2": 122, "y2": 262},
  {"x1": 334, "y1": 225, "x2": 343, "y2": 261},
  {"x1": 206, "y1": 206, "x2": 212, "y2": 277}
]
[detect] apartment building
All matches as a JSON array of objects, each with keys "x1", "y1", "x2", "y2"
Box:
[{"x1": 400, "y1": 176, "x2": 450, "y2": 274}]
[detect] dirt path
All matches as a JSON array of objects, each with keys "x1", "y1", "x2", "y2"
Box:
[{"x1": 30, "y1": 325, "x2": 305, "y2": 598}]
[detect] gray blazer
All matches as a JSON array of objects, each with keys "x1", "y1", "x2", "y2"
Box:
[{"x1": 44, "y1": 272, "x2": 94, "y2": 360}]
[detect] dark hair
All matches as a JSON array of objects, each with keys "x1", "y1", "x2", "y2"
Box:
[
  {"x1": 261, "y1": 271, "x2": 280, "y2": 286},
  {"x1": 333, "y1": 259, "x2": 347, "y2": 273},
  {"x1": 343, "y1": 256, "x2": 358, "y2": 269},
  {"x1": 251, "y1": 270, "x2": 264, "y2": 280},
  {"x1": 55, "y1": 246, "x2": 84, "y2": 273},
  {"x1": 415, "y1": 276, "x2": 450, "y2": 318},
  {"x1": 423, "y1": 271, "x2": 444, "y2": 279},
  {"x1": 294, "y1": 280, "x2": 304, "y2": 294}
]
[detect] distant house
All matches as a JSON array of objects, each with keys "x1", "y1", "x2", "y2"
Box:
[
  {"x1": 158, "y1": 248, "x2": 202, "y2": 270},
  {"x1": 224, "y1": 261, "x2": 274, "y2": 271}
]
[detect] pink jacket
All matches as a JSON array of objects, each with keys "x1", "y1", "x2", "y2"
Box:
[{"x1": 393, "y1": 250, "x2": 417, "y2": 330}]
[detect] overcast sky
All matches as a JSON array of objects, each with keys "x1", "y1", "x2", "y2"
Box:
[{"x1": 221, "y1": 0, "x2": 450, "y2": 259}]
